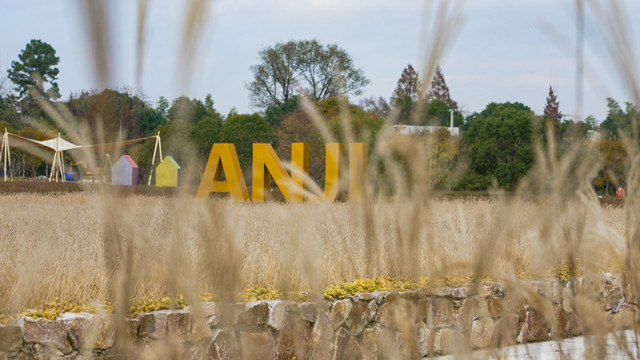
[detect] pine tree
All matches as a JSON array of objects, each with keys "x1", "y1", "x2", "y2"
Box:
[
  {"x1": 427, "y1": 66, "x2": 458, "y2": 110},
  {"x1": 390, "y1": 64, "x2": 423, "y2": 124},
  {"x1": 543, "y1": 86, "x2": 561, "y2": 123},
  {"x1": 392, "y1": 64, "x2": 421, "y2": 101}
]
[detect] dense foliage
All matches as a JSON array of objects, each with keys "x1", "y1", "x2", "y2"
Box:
[{"x1": 0, "y1": 39, "x2": 637, "y2": 193}]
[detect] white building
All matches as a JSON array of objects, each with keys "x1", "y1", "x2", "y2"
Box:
[{"x1": 391, "y1": 124, "x2": 460, "y2": 136}]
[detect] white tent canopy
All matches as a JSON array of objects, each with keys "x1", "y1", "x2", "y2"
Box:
[{"x1": 0, "y1": 129, "x2": 162, "y2": 183}]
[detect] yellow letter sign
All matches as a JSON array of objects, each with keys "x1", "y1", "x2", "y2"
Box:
[
  {"x1": 197, "y1": 142, "x2": 368, "y2": 202},
  {"x1": 196, "y1": 143, "x2": 249, "y2": 200}
]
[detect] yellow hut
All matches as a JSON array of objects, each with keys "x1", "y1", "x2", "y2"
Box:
[{"x1": 155, "y1": 156, "x2": 181, "y2": 187}]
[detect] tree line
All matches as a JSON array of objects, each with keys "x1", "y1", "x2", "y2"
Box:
[{"x1": 0, "y1": 39, "x2": 633, "y2": 194}]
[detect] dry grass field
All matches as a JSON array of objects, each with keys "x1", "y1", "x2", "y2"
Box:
[{"x1": 0, "y1": 192, "x2": 627, "y2": 316}]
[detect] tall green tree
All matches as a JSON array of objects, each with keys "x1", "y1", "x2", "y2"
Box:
[
  {"x1": 156, "y1": 96, "x2": 169, "y2": 120},
  {"x1": 247, "y1": 39, "x2": 369, "y2": 108},
  {"x1": 543, "y1": 86, "x2": 561, "y2": 123},
  {"x1": 465, "y1": 102, "x2": 539, "y2": 190},
  {"x1": 219, "y1": 113, "x2": 276, "y2": 169},
  {"x1": 392, "y1": 64, "x2": 421, "y2": 101},
  {"x1": 7, "y1": 39, "x2": 60, "y2": 100},
  {"x1": 137, "y1": 107, "x2": 165, "y2": 137},
  {"x1": 190, "y1": 111, "x2": 223, "y2": 162},
  {"x1": 275, "y1": 108, "x2": 325, "y2": 183},
  {"x1": 83, "y1": 89, "x2": 147, "y2": 142},
  {"x1": 424, "y1": 99, "x2": 463, "y2": 127},
  {"x1": 390, "y1": 64, "x2": 421, "y2": 123},
  {"x1": 594, "y1": 139, "x2": 628, "y2": 195},
  {"x1": 264, "y1": 96, "x2": 299, "y2": 128},
  {"x1": 599, "y1": 98, "x2": 635, "y2": 140}
]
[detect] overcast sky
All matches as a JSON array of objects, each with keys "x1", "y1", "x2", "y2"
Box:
[{"x1": 2, "y1": 0, "x2": 640, "y2": 122}]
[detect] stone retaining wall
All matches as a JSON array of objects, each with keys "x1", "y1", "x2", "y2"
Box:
[{"x1": 0, "y1": 274, "x2": 637, "y2": 359}]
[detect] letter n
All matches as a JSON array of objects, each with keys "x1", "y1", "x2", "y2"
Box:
[
  {"x1": 252, "y1": 143, "x2": 308, "y2": 202},
  {"x1": 197, "y1": 143, "x2": 249, "y2": 200}
]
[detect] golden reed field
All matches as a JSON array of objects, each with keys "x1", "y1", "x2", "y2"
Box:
[{"x1": 0, "y1": 192, "x2": 627, "y2": 316}]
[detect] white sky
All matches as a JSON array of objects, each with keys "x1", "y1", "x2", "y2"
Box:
[{"x1": 1, "y1": 0, "x2": 640, "y2": 122}]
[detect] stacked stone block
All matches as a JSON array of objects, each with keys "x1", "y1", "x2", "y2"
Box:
[{"x1": 0, "y1": 275, "x2": 637, "y2": 359}]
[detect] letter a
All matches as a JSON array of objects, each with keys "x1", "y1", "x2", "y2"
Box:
[{"x1": 197, "y1": 143, "x2": 249, "y2": 200}]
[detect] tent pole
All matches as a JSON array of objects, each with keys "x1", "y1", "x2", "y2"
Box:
[
  {"x1": 147, "y1": 132, "x2": 161, "y2": 186},
  {"x1": 1, "y1": 130, "x2": 6, "y2": 182},
  {"x1": 1, "y1": 129, "x2": 12, "y2": 181},
  {"x1": 105, "y1": 153, "x2": 112, "y2": 182},
  {"x1": 60, "y1": 151, "x2": 66, "y2": 182},
  {"x1": 49, "y1": 151, "x2": 56, "y2": 182}
]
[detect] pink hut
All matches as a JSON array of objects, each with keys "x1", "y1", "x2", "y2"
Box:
[{"x1": 112, "y1": 155, "x2": 139, "y2": 186}]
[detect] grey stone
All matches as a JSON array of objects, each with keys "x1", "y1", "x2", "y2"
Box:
[
  {"x1": 331, "y1": 327, "x2": 361, "y2": 360},
  {"x1": 355, "y1": 292, "x2": 375, "y2": 301},
  {"x1": 539, "y1": 280, "x2": 553, "y2": 299},
  {"x1": 427, "y1": 298, "x2": 455, "y2": 328},
  {"x1": 416, "y1": 298, "x2": 430, "y2": 324},
  {"x1": 373, "y1": 291, "x2": 392, "y2": 305},
  {"x1": 310, "y1": 310, "x2": 333, "y2": 360},
  {"x1": 375, "y1": 302, "x2": 396, "y2": 330},
  {"x1": 603, "y1": 272, "x2": 618, "y2": 286},
  {"x1": 552, "y1": 281, "x2": 564, "y2": 304},
  {"x1": 612, "y1": 304, "x2": 637, "y2": 330},
  {"x1": 605, "y1": 285, "x2": 624, "y2": 312},
  {"x1": 470, "y1": 317, "x2": 494, "y2": 348},
  {"x1": 494, "y1": 314, "x2": 519, "y2": 346},
  {"x1": 126, "y1": 318, "x2": 139, "y2": 343},
  {"x1": 0, "y1": 323, "x2": 22, "y2": 352},
  {"x1": 491, "y1": 283, "x2": 505, "y2": 297},
  {"x1": 551, "y1": 304, "x2": 568, "y2": 339},
  {"x1": 21, "y1": 317, "x2": 72, "y2": 355},
  {"x1": 415, "y1": 322, "x2": 432, "y2": 357},
  {"x1": 191, "y1": 320, "x2": 214, "y2": 345},
  {"x1": 275, "y1": 311, "x2": 312, "y2": 360},
  {"x1": 329, "y1": 299, "x2": 352, "y2": 330},
  {"x1": 488, "y1": 296, "x2": 503, "y2": 317},
  {"x1": 565, "y1": 312, "x2": 582, "y2": 337},
  {"x1": 433, "y1": 328, "x2": 455, "y2": 355},
  {"x1": 299, "y1": 303, "x2": 318, "y2": 323},
  {"x1": 563, "y1": 282, "x2": 575, "y2": 313},
  {"x1": 239, "y1": 331, "x2": 275, "y2": 360},
  {"x1": 266, "y1": 300, "x2": 294, "y2": 331},
  {"x1": 208, "y1": 329, "x2": 238, "y2": 360},
  {"x1": 199, "y1": 302, "x2": 221, "y2": 318},
  {"x1": 345, "y1": 299, "x2": 376, "y2": 336},
  {"x1": 456, "y1": 295, "x2": 489, "y2": 333},
  {"x1": 451, "y1": 287, "x2": 469, "y2": 299},
  {"x1": 237, "y1": 302, "x2": 269, "y2": 327},
  {"x1": 431, "y1": 287, "x2": 452, "y2": 297},
  {"x1": 197, "y1": 302, "x2": 221, "y2": 328},
  {"x1": 362, "y1": 326, "x2": 410, "y2": 360},
  {"x1": 478, "y1": 285, "x2": 492, "y2": 297},
  {"x1": 517, "y1": 307, "x2": 550, "y2": 343},
  {"x1": 166, "y1": 310, "x2": 192, "y2": 343},
  {"x1": 62, "y1": 313, "x2": 115, "y2": 350},
  {"x1": 137, "y1": 311, "x2": 169, "y2": 340}
]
